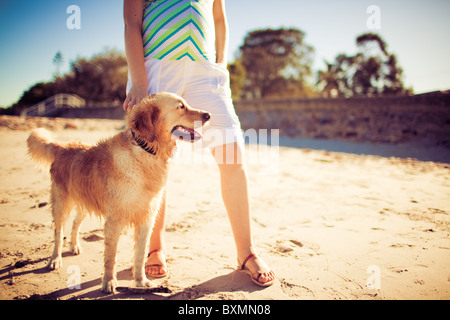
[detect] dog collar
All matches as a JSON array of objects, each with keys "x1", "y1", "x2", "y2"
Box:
[{"x1": 131, "y1": 130, "x2": 156, "y2": 156}]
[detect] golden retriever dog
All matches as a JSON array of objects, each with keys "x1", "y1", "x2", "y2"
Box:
[{"x1": 27, "y1": 92, "x2": 210, "y2": 293}]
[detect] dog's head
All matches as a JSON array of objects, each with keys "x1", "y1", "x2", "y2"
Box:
[{"x1": 127, "y1": 92, "x2": 210, "y2": 147}]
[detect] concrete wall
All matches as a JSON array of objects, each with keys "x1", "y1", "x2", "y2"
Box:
[
  {"x1": 57, "y1": 92, "x2": 450, "y2": 147},
  {"x1": 58, "y1": 106, "x2": 127, "y2": 120},
  {"x1": 235, "y1": 92, "x2": 450, "y2": 147}
]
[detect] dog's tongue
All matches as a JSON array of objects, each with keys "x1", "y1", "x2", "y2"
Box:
[{"x1": 172, "y1": 126, "x2": 202, "y2": 142}]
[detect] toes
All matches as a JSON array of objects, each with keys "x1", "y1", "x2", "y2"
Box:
[
  {"x1": 254, "y1": 271, "x2": 275, "y2": 283},
  {"x1": 157, "y1": 266, "x2": 168, "y2": 275},
  {"x1": 145, "y1": 265, "x2": 157, "y2": 275},
  {"x1": 145, "y1": 265, "x2": 167, "y2": 276}
]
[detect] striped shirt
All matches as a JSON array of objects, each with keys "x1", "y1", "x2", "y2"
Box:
[{"x1": 142, "y1": 0, "x2": 216, "y2": 63}]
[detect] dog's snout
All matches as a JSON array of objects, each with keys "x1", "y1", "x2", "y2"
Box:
[{"x1": 202, "y1": 112, "x2": 211, "y2": 121}]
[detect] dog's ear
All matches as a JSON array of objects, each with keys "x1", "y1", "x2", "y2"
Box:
[{"x1": 129, "y1": 103, "x2": 160, "y2": 143}]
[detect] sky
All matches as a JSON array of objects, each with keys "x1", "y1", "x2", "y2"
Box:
[{"x1": 0, "y1": 0, "x2": 449, "y2": 107}]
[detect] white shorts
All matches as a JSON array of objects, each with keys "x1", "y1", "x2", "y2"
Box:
[{"x1": 127, "y1": 59, "x2": 243, "y2": 149}]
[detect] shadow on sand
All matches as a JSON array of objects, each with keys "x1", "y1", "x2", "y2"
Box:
[{"x1": 19, "y1": 267, "x2": 263, "y2": 300}]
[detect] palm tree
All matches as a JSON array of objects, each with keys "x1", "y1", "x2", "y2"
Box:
[
  {"x1": 317, "y1": 61, "x2": 339, "y2": 98},
  {"x1": 53, "y1": 51, "x2": 64, "y2": 78}
]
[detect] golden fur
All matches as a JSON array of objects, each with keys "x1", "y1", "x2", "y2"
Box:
[{"x1": 27, "y1": 92, "x2": 210, "y2": 293}]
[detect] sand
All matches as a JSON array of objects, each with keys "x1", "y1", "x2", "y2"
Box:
[{"x1": 0, "y1": 116, "x2": 449, "y2": 300}]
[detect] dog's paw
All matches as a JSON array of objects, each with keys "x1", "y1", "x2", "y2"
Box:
[
  {"x1": 101, "y1": 277, "x2": 119, "y2": 294},
  {"x1": 133, "y1": 278, "x2": 153, "y2": 288},
  {"x1": 47, "y1": 257, "x2": 62, "y2": 270},
  {"x1": 70, "y1": 243, "x2": 82, "y2": 255}
]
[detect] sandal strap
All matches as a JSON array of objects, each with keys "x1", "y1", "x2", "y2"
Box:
[
  {"x1": 239, "y1": 253, "x2": 257, "y2": 270},
  {"x1": 148, "y1": 249, "x2": 164, "y2": 258},
  {"x1": 146, "y1": 249, "x2": 167, "y2": 268}
]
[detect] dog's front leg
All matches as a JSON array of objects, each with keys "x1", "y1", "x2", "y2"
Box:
[
  {"x1": 101, "y1": 216, "x2": 122, "y2": 294},
  {"x1": 133, "y1": 217, "x2": 154, "y2": 288}
]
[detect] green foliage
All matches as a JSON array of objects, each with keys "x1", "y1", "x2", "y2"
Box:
[
  {"x1": 65, "y1": 49, "x2": 128, "y2": 104},
  {"x1": 52, "y1": 51, "x2": 64, "y2": 78},
  {"x1": 228, "y1": 59, "x2": 246, "y2": 99},
  {"x1": 317, "y1": 33, "x2": 410, "y2": 97},
  {"x1": 7, "y1": 82, "x2": 58, "y2": 114},
  {"x1": 6, "y1": 49, "x2": 128, "y2": 115},
  {"x1": 4, "y1": 30, "x2": 412, "y2": 116},
  {"x1": 236, "y1": 28, "x2": 315, "y2": 99}
]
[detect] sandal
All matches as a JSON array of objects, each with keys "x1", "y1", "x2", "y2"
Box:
[
  {"x1": 145, "y1": 249, "x2": 168, "y2": 278},
  {"x1": 238, "y1": 253, "x2": 275, "y2": 287}
]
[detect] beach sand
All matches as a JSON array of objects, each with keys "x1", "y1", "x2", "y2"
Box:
[{"x1": 0, "y1": 116, "x2": 449, "y2": 300}]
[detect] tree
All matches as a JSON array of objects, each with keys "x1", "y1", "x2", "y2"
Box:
[
  {"x1": 6, "y1": 49, "x2": 128, "y2": 114},
  {"x1": 317, "y1": 33, "x2": 410, "y2": 97},
  {"x1": 8, "y1": 82, "x2": 57, "y2": 114},
  {"x1": 317, "y1": 61, "x2": 341, "y2": 98},
  {"x1": 65, "y1": 49, "x2": 128, "y2": 104},
  {"x1": 238, "y1": 28, "x2": 315, "y2": 99},
  {"x1": 228, "y1": 59, "x2": 246, "y2": 99},
  {"x1": 53, "y1": 51, "x2": 64, "y2": 78}
]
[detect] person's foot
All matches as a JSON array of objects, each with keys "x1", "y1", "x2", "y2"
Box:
[
  {"x1": 238, "y1": 253, "x2": 275, "y2": 286},
  {"x1": 145, "y1": 249, "x2": 168, "y2": 278}
]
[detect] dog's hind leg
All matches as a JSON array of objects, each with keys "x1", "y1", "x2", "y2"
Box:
[
  {"x1": 70, "y1": 207, "x2": 85, "y2": 255},
  {"x1": 101, "y1": 215, "x2": 122, "y2": 293},
  {"x1": 133, "y1": 217, "x2": 155, "y2": 288},
  {"x1": 48, "y1": 188, "x2": 73, "y2": 270}
]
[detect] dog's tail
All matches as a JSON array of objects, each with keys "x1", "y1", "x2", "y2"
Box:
[{"x1": 27, "y1": 128, "x2": 61, "y2": 165}]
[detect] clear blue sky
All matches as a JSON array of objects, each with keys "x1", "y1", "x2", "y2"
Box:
[{"x1": 1, "y1": 0, "x2": 449, "y2": 107}]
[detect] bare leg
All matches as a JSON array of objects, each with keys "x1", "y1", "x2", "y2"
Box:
[
  {"x1": 144, "y1": 143, "x2": 274, "y2": 284},
  {"x1": 211, "y1": 142, "x2": 275, "y2": 284}
]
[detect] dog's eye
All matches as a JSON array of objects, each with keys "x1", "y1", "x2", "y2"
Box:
[{"x1": 178, "y1": 104, "x2": 185, "y2": 110}]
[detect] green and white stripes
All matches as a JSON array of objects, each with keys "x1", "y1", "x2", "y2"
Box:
[{"x1": 142, "y1": 0, "x2": 215, "y2": 62}]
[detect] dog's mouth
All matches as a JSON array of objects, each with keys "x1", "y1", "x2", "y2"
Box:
[{"x1": 171, "y1": 125, "x2": 202, "y2": 142}]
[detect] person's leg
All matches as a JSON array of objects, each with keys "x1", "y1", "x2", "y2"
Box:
[
  {"x1": 211, "y1": 142, "x2": 275, "y2": 284},
  {"x1": 145, "y1": 190, "x2": 168, "y2": 277}
]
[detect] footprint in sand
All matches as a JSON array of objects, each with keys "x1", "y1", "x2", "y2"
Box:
[
  {"x1": 274, "y1": 240, "x2": 321, "y2": 259},
  {"x1": 275, "y1": 240, "x2": 302, "y2": 253},
  {"x1": 165, "y1": 221, "x2": 193, "y2": 233},
  {"x1": 280, "y1": 278, "x2": 315, "y2": 299}
]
